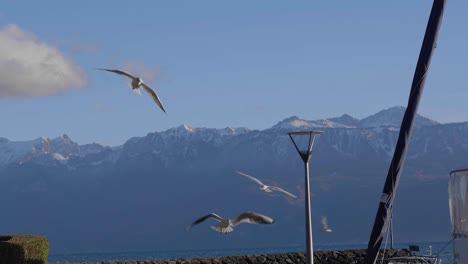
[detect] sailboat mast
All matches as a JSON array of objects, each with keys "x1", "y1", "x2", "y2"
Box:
[{"x1": 364, "y1": 1, "x2": 447, "y2": 263}]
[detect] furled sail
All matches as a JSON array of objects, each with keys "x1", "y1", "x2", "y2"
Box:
[{"x1": 364, "y1": 1, "x2": 447, "y2": 263}]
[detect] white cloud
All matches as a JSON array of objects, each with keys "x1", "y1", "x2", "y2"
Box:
[
  {"x1": 0, "y1": 24, "x2": 88, "y2": 99},
  {"x1": 122, "y1": 61, "x2": 159, "y2": 82}
]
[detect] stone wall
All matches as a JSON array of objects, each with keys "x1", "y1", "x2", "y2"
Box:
[{"x1": 66, "y1": 249, "x2": 412, "y2": 264}]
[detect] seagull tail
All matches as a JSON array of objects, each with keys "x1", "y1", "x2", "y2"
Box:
[{"x1": 133, "y1": 88, "x2": 142, "y2": 95}]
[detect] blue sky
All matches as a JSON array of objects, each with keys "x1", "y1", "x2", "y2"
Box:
[{"x1": 0, "y1": 1, "x2": 466, "y2": 146}]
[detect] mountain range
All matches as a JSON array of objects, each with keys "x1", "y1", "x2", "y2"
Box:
[{"x1": 0, "y1": 106, "x2": 462, "y2": 254}]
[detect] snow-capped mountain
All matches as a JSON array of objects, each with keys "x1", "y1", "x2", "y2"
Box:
[
  {"x1": 271, "y1": 106, "x2": 438, "y2": 131},
  {"x1": 0, "y1": 106, "x2": 452, "y2": 169}
]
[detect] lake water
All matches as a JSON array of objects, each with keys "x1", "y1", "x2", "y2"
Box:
[{"x1": 48, "y1": 240, "x2": 454, "y2": 263}]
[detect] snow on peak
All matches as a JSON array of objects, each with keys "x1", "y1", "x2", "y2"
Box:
[
  {"x1": 182, "y1": 124, "x2": 194, "y2": 132},
  {"x1": 163, "y1": 124, "x2": 250, "y2": 138},
  {"x1": 218, "y1": 127, "x2": 250, "y2": 135},
  {"x1": 0, "y1": 134, "x2": 83, "y2": 167},
  {"x1": 167, "y1": 124, "x2": 196, "y2": 134},
  {"x1": 328, "y1": 114, "x2": 360, "y2": 127},
  {"x1": 52, "y1": 153, "x2": 66, "y2": 161},
  {"x1": 272, "y1": 116, "x2": 353, "y2": 131},
  {"x1": 118, "y1": 124, "x2": 253, "y2": 157}
]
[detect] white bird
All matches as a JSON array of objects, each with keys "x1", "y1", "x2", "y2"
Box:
[
  {"x1": 321, "y1": 216, "x2": 333, "y2": 232},
  {"x1": 97, "y1": 68, "x2": 167, "y2": 114},
  {"x1": 188, "y1": 212, "x2": 274, "y2": 234},
  {"x1": 235, "y1": 171, "x2": 297, "y2": 198}
]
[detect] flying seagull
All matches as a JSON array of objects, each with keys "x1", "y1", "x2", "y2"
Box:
[
  {"x1": 235, "y1": 171, "x2": 297, "y2": 198},
  {"x1": 188, "y1": 212, "x2": 274, "y2": 234},
  {"x1": 321, "y1": 216, "x2": 333, "y2": 232},
  {"x1": 97, "y1": 68, "x2": 166, "y2": 114}
]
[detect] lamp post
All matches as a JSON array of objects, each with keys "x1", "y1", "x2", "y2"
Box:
[{"x1": 288, "y1": 130, "x2": 323, "y2": 264}]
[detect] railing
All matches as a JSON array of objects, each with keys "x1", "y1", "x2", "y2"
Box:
[{"x1": 384, "y1": 255, "x2": 442, "y2": 264}]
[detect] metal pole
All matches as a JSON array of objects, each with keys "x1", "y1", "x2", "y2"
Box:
[
  {"x1": 390, "y1": 212, "x2": 394, "y2": 249},
  {"x1": 288, "y1": 131, "x2": 321, "y2": 264},
  {"x1": 304, "y1": 160, "x2": 314, "y2": 264}
]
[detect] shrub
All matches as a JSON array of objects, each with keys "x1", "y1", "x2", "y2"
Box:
[{"x1": 0, "y1": 234, "x2": 49, "y2": 264}]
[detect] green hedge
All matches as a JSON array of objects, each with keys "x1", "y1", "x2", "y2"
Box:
[{"x1": 0, "y1": 235, "x2": 49, "y2": 264}]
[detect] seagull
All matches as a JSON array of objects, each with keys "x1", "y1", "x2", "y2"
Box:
[
  {"x1": 321, "y1": 216, "x2": 333, "y2": 232},
  {"x1": 187, "y1": 212, "x2": 274, "y2": 234},
  {"x1": 235, "y1": 171, "x2": 297, "y2": 198},
  {"x1": 97, "y1": 68, "x2": 167, "y2": 114}
]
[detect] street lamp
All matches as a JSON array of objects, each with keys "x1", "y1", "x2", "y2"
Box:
[{"x1": 288, "y1": 130, "x2": 323, "y2": 264}]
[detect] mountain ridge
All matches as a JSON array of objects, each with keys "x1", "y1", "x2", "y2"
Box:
[
  {"x1": 0, "y1": 106, "x2": 442, "y2": 165},
  {"x1": 0, "y1": 106, "x2": 454, "y2": 170}
]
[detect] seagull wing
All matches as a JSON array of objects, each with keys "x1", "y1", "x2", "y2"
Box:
[
  {"x1": 235, "y1": 171, "x2": 266, "y2": 187},
  {"x1": 269, "y1": 186, "x2": 298, "y2": 198},
  {"x1": 189, "y1": 213, "x2": 224, "y2": 230},
  {"x1": 96, "y1": 68, "x2": 135, "y2": 80},
  {"x1": 231, "y1": 212, "x2": 274, "y2": 227},
  {"x1": 321, "y1": 216, "x2": 329, "y2": 230},
  {"x1": 141, "y1": 83, "x2": 167, "y2": 114}
]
